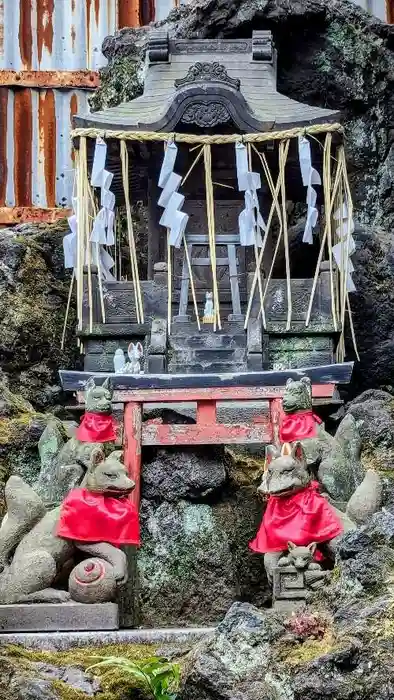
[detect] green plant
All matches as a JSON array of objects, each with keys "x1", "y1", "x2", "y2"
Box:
[{"x1": 87, "y1": 655, "x2": 180, "y2": 700}]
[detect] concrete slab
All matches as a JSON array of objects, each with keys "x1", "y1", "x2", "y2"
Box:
[
  {"x1": 0, "y1": 626, "x2": 215, "y2": 651},
  {"x1": 0, "y1": 602, "x2": 119, "y2": 632}
]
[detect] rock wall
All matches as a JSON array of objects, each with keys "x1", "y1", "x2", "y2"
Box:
[
  {"x1": 180, "y1": 508, "x2": 394, "y2": 700},
  {"x1": 95, "y1": 0, "x2": 394, "y2": 393},
  {"x1": 0, "y1": 223, "x2": 79, "y2": 410},
  {"x1": 137, "y1": 445, "x2": 269, "y2": 626}
]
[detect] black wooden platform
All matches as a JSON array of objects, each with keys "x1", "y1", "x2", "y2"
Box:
[{"x1": 59, "y1": 362, "x2": 353, "y2": 393}]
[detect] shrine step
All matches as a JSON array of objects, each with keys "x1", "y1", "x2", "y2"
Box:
[
  {"x1": 0, "y1": 603, "x2": 119, "y2": 632},
  {"x1": 170, "y1": 320, "x2": 245, "y2": 335},
  {"x1": 0, "y1": 627, "x2": 215, "y2": 651},
  {"x1": 169, "y1": 333, "x2": 247, "y2": 351},
  {"x1": 168, "y1": 321, "x2": 248, "y2": 373},
  {"x1": 171, "y1": 348, "x2": 246, "y2": 363},
  {"x1": 167, "y1": 360, "x2": 247, "y2": 374}
]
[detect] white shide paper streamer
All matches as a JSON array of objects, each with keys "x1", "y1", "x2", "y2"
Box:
[
  {"x1": 235, "y1": 143, "x2": 265, "y2": 247},
  {"x1": 333, "y1": 200, "x2": 356, "y2": 292},
  {"x1": 157, "y1": 142, "x2": 189, "y2": 249},
  {"x1": 298, "y1": 136, "x2": 321, "y2": 244},
  {"x1": 90, "y1": 137, "x2": 116, "y2": 248},
  {"x1": 63, "y1": 136, "x2": 116, "y2": 275}
]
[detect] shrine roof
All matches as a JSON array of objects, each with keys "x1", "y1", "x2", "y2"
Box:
[{"x1": 74, "y1": 32, "x2": 339, "y2": 133}]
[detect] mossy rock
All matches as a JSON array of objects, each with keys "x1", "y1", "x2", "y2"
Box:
[
  {"x1": 0, "y1": 378, "x2": 55, "y2": 515},
  {"x1": 0, "y1": 222, "x2": 80, "y2": 410},
  {"x1": 5, "y1": 643, "x2": 184, "y2": 700}
]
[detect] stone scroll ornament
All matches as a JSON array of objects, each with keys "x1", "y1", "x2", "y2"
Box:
[
  {"x1": 235, "y1": 142, "x2": 266, "y2": 247},
  {"x1": 298, "y1": 136, "x2": 322, "y2": 244},
  {"x1": 62, "y1": 137, "x2": 116, "y2": 281},
  {"x1": 332, "y1": 201, "x2": 356, "y2": 293},
  {"x1": 158, "y1": 141, "x2": 189, "y2": 248}
]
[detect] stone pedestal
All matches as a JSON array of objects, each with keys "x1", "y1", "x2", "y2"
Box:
[
  {"x1": 272, "y1": 565, "x2": 307, "y2": 613},
  {"x1": 273, "y1": 563, "x2": 328, "y2": 612},
  {"x1": 0, "y1": 602, "x2": 119, "y2": 632}
]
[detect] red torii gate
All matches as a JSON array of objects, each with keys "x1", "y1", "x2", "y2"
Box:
[
  {"x1": 121, "y1": 384, "x2": 336, "y2": 509},
  {"x1": 62, "y1": 363, "x2": 353, "y2": 512}
]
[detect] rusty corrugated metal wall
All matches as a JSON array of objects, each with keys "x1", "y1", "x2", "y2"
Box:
[
  {"x1": 351, "y1": 0, "x2": 388, "y2": 21},
  {"x1": 0, "y1": 0, "x2": 178, "y2": 224}
]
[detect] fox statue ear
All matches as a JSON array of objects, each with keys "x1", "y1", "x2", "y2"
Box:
[
  {"x1": 288, "y1": 541, "x2": 296, "y2": 551},
  {"x1": 135, "y1": 342, "x2": 143, "y2": 355},
  {"x1": 291, "y1": 441, "x2": 305, "y2": 463},
  {"x1": 89, "y1": 446, "x2": 105, "y2": 469},
  {"x1": 109, "y1": 450, "x2": 124, "y2": 462},
  {"x1": 308, "y1": 542, "x2": 317, "y2": 555},
  {"x1": 102, "y1": 377, "x2": 112, "y2": 392},
  {"x1": 84, "y1": 377, "x2": 96, "y2": 393},
  {"x1": 265, "y1": 444, "x2": 280, "y2": 464},
  {"x1": 281, "y1": 443, "x2": 292, "y2": 457}
]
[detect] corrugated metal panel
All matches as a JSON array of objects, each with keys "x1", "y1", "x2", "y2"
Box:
[
  {"x1": 0, "y1": 0, "x2": 180, "y2": 217},
  {"x1": 0, "y1": 87, "x2": 90, "y2": 208},
  {"x1": 351, "y1": 0, "x2": 387, "y2": 21},
  {"x1": 0, "y1": 0, "x2": 118, "y2": 71}
]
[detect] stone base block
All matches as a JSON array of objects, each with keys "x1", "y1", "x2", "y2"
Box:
[
  {"x1": 273, "y1": 600, "x2": 306, "y2": 614},
  {"x1": 0, "y1": 602, "x2": 119, "y2": 632}
]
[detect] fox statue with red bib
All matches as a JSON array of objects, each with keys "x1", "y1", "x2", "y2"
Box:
[
  {"x1": 0, "y1": 448, "x2": 140, "y2": 605},
  {"x1": 250, "y1": 439, "x2": 383, "y2": 584}
]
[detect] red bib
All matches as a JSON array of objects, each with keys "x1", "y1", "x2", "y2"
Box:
[
  {"x1": 76, "y1": 412, "x2": 118, "y2": 443},
  {"x1": 279, "y1": 409, "x2": 322, "y2": 443},
  {"x1": 57, "y1": 488, "x2": 140, "y2": 546},
  {"x1": 249, "y1": 481, "x2": 343, "y2": 554}
]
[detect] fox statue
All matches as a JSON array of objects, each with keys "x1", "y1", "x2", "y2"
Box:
[
  {"x1": 280, "y1": 376, "x2": 364, "y2": 503},
  {"x1": 0, "y1": 449, "x2": 139, "y2": 605},
  {"x1": 251, "y1": 440, "x2": 382, "y2": 583}
]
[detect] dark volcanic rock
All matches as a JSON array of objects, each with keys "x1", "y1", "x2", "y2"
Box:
[
  {"x1": 0, "y1": 222, "x2": 79, "y2": 410},
  {"x1": 180, "y1": 602, "x2": 287, "y2": 700},
  {"x1": 0, "y1": 655, "x2": 59, "y2": 700},
  {"x1": 180, "y1": 503, "x2": 394, "y2": 700},
  {"x1": 0, "y1": 374, "x2": 52, "y2": 515},
  {"x1": 137, "y1": 498, "x2": 238, "y2": 627},
  {"x1": 336, "y1": 511, "x2": 394, "y2": 594},
  {"x1": 142, "y1": 447, "x2": 227, "y2": 502},
  {"x1": 346, "y1": 390, "x2": 394, "y2": 446},
  {"x1": 137, "y1": 485, "x2": 269, "y2": 626},
  {"x1": 33, "y1": 663, "x2": 100, "y2": 695},
  {"x1": 344, "y1": 390, "x2": 394, "y2": 509},
  {"x1": 95, "y1": 0, "x2": 394, "y2": 393}
]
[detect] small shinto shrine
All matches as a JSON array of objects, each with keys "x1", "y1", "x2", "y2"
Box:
[
  {"x1": 0, "y1": 31, "x2": 362, "y2": 636},
  {"x1": 66, "y1": 30, "x2": 358, "y2": 378}
]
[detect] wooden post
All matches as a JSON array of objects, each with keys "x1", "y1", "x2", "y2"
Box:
[
  {"x1": 124, "y1": 401, "x2": 142, "y2": 508},
  {"x1": 196, "y1": 399, "x2": 217, "y2": 425},
  {"x1": 147, "y1": 172, "x2": 162, "y2": 280},
  {"x1": 120, "y1": 400, "x2": 142, "y2": 628},
  {"x1": 270, "y1": 398, "x2": 282, "y2": 447}
]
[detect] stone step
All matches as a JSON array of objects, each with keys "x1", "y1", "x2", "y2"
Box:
[
  {"x1": 171, "y1": 348, "x2": 246, "y2": 363},
  {"x1": 170, "y1": 321, "x2": 245, "y2": 336},
  {"x1": 168, "y1": 361, "x2": 247, "y2": 374},
  {"x1": 169, "y1": 333, "x2": 247, "y2": 351}
]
